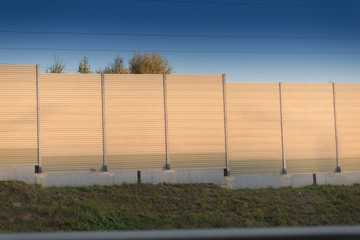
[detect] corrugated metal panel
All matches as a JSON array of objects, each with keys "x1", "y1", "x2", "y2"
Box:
[
  {"x1": 227, "y1": 83, "x2": 282, "y2": 175},
  {"x1": 166, "y1": 75, "x2": 225, "y2": 169},
  {"x1": 105, "y1": 74, "x2": 166, "y2": 170},
  {"x1": 335, "y1": 84, "x2": 360, "y2": 172},
  {"x1": 0, "y1": 65, "x2": 37, "y2": 165},
  {"x1": 282, "y1": 84, "x2": 336, "y2": 173},
  {"x1": 39, "y1": 74, "x2": 103, "y2": 172}
]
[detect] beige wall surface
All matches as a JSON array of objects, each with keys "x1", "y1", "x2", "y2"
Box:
[
  {"x1": 104, "y1": 74, "x2": 166, "y2": 170},
  {"x1": 227, "y1": 83, "x2": 283, "y2": 175},
  {"x1": 166, "y1": 75, "x2": 226, "y2": 169},
  {"x1": 1, "y1": 65, "x2": 360, "y2": 175},
  {"x1": 39, "y1": 74, "x2": 103, "y2": 172},
  {"x1": 0, "y1": 65, "x2": 37, "y2": 165},
  {"x1": 281, "y1": 84, "x2": 337, "y2": 173},
  {"x1": 335, "y1": 84, "x2": 360, "y2": 172}
]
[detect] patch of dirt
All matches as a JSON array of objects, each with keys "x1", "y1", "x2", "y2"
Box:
[
  {"x1": 21, "y1": 213, "x2": 32, "y2": 221},
  {"x1": 9, "y1": 216, "x2": 16, "y2": 223},
  {"x1": 12, "y1": 202, "x2": 21, "y2": 207}
]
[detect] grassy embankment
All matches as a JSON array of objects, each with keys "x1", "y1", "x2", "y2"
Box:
[{"x1": 0, "y1": 181, "x2": 359, "y2": 232}]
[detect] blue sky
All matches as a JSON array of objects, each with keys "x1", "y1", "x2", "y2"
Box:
[{"x1": 0, "y1": 0, "x2": 359, "y2": 83}]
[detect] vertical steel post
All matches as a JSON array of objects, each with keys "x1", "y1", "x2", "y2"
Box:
[
  {"x1": 163, "y1": 73, "x2": 170, "y2": 169},
  {"x1": 279, "y1": 82, "x2": 287, "y2": 174},
  {"x1": 36, "y1": 64, "x2": 42, "y2": 173},
  {"x1": 222, "y1": 74, "x2": 230, "y2": 175},
  {"x1": 332, "y1": 82, "x2": 341, "y2": 172},
  {"x1": 101, "y1": 73, "x2": 107, "y2": 171}
]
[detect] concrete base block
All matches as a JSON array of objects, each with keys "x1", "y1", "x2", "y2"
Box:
[
  {"x1": 231, "y1": 175, "x2": 282, "y2": 189},
  {"x1": 140, "y1": 169, "x2": 224, "y2": 185},
  {"x1": 36, "y1": 171, "x2": 139, "y2": 187},
  {"x1": 141, "y1": 170, "x2": 168, "y2": 184},
  {"x1": 224, "y1": 176, "x2": 234, "y2": 189},
  {"x1": 0, "y1": 165, "x2": 35, "y2": 184},
  {"x1": 225, "y1": 173, "x2": 314, "y2": 189},
  {"x1": 101, "y1": 172, "x2": 114, "y2": 186},
  {"x1": 170, "y1": 169, "x2": 191, "y2": 184},
  {"x1": 189, "y1": 169, "x2": 224, "y2": 185},
  {"x1": 316, "y1": 172, "x2": 360, "y2": 186},
  {"x1": 35, "y1": 172, "x2": 105, "y2": 187},
  {"x1": 170, "y1": 169, "x2": 224, "y2": 185},
  {"x1": 113, "y1": 171, "x2": 138, "y2": 185},
  {"x1": 281, "y1": 173, "x2": 314, "y2": 188}
]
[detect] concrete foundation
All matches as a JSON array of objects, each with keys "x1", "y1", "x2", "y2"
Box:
[
  {"x1": 0, "y1": 165, "x2": 35, "y2": 184},
  {"x1": 281, "y1": 173, "x2": 314, "y2": 188},
  {"x1": 33, "y1": 169, "x2": 224, "y2": 187},
  {"x1": 112, "y1": 171, "x2": 138, "y2": 185},
  {"x1": 1, "y1": 166, "x2": 360, "y2": 188},
  {"x1": 316, "y1": 172, "x2": 360, "y2": 186},
  {"x1": 36, "y1": 172, "x2": 108, "y2": 187},
  {"x1": 225, "y1": 173, "x2": 315, "y2": 189},
  {"x1": 170, "y1": 169, "x2": 225, "y2": 185},
  {"x1": 227, "y1": 175, "x2": 282, "y2": 189},
  {"x1": 141, "y1": 170, "x2": 169, "y2": 184},
  {"x1": 140, "y1": 169, "x2": 224, "y2": 185},
  {"x1": 35, "y1": 170, "x2": 138, "y2": 187}
]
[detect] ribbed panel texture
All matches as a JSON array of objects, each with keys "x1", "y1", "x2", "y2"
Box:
[
  {"x1": 105, "y1": 74, "x2": 166, "y2": 170},
  {"x1": 3, "y1": 65, "x2": 360, "y2": 175},
  {"x1": 335, "y1": 84, "x2": 360, "y2": 172},
  {"x1": 282, "y1": 84, "x2": 336, "y2": 173},
  {"x1": 166, "y1": 75, "x2": 225, "y2": 169},
  {"x1": 39, "y1": 74, "x2": 103, "y2": 172},
  {"x1": 227, "y1": 83, "x2": 282, "y2": 175},
  {"x1": 0, "y1": 65, "x2": 37, "y2": 165}
]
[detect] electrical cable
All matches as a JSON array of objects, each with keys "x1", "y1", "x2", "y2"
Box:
[
  {"x1": 1, "y1": 47, "x2": 359, "y2": 54},
  {"x1": 136, "y1": 0, "x2": 360, "y2": 8},
  {"x1": 1, "y1": 30, "x2": 359, "y2": 40}
]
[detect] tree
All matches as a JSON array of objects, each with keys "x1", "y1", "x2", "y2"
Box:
[
  {"x1": 46, "y1": 55, "x2": 65, "y2": 73},
  {"x1": 129, "y1": 52, "x2": 173, "y2": 74},
  {"x1": 78, "y1": 56, "x2": 91, "y2": 74},
  {"x1": 100, "y1": 56, "x2": 128, "y2": 74}
]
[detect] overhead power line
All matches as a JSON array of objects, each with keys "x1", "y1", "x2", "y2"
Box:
[
  {"x1": 1, "y1": 47, "x2": 360, "y2": 55},
  {"x1": 1, "y1": 30, "x2": 360, "y2": 40},
  {"x1": 136, "y1": 0, "x2": 360, "y2": 8}
]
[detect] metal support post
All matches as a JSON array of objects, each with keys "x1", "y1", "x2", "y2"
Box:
[
  {"x1": 222, "y1": 74, "x2": 230, "y2": 176},
  {"x1": 101, "y1": 73, "x2": 107, "y2": 171},
  {"x1": 279, "y1": 82, "x2": 287, "y2": 174},
  {"x1": 36, "y1": 64, "x2": 42, "y2": 173},
  {"x1": 163, "y1": 74, "x2": 170, "y2": 170},
  {"x1": 332, "y1": 83, "x2": 341, "y2": 173}
]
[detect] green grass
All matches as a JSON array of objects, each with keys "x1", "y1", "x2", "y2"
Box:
[{"x1": 0, "y1": 181, "x2": 360, "y2": 232}]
